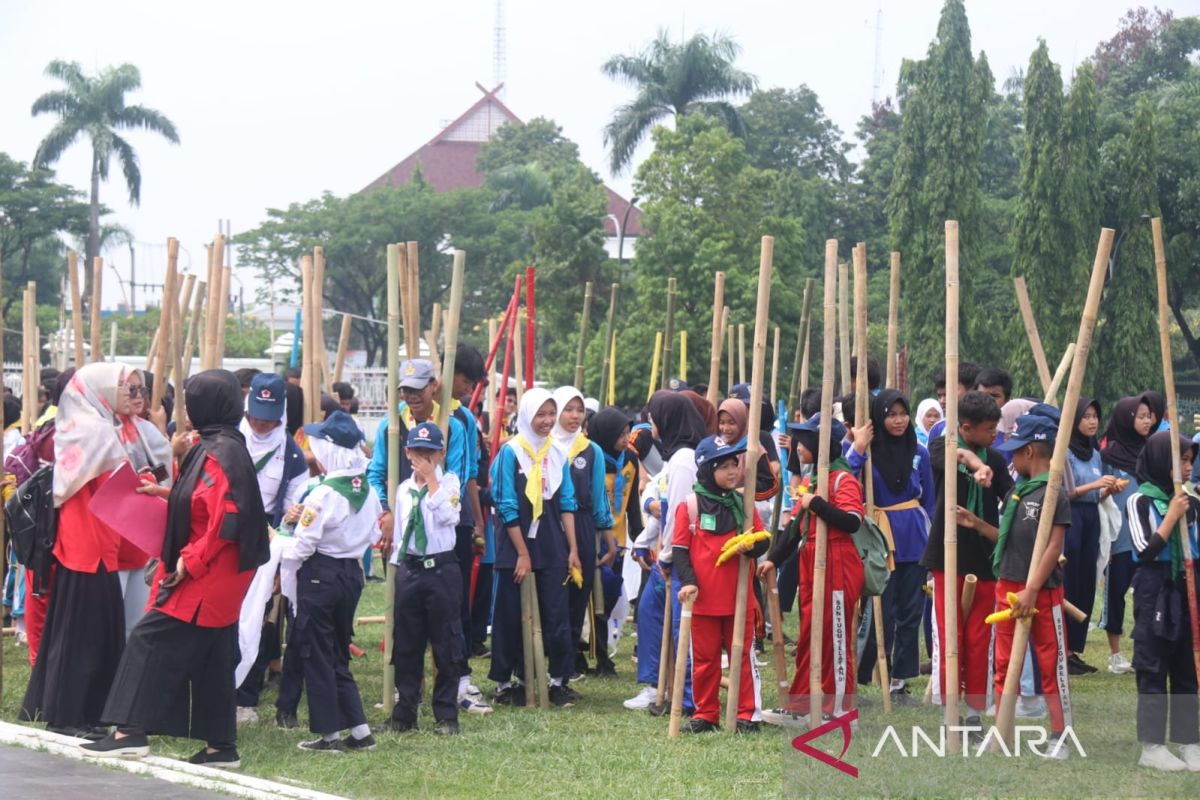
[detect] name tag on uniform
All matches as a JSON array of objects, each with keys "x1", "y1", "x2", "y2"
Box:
[{"x1": 699, "y1": 513, "x2": 716, "y2": 531}]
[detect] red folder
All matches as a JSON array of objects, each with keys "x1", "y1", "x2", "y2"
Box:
[{"x1": 88, "y1": 463, "x2": 168, "y2": 558}]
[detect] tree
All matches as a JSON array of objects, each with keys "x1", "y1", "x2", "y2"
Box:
[
  {"x1": 602, "y1": 31, "x2": 757, "y2": 174},
  {"x1": 886, "y1": 0, "x2": 992, "y2": 391},
  {"x1": 30, "y1": 60, "x2": 179, "y2": 288}
]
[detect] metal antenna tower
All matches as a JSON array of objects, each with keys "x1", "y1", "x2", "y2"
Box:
[
  {"x1": 872, "y1": 7, "x2": 884, "y2": 105},
  {"x1": 493, "y1": 0, "x2": 507, "y2": 98}
]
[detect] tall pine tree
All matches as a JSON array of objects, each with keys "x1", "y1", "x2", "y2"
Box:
[{"x1": 887, "y1": 0, "x2": 990, "y2": 391}]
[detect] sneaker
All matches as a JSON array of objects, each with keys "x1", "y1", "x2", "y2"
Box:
[
  {"x1": 761, "y1": 708, "x2": 810, "y2": 728},
  {"x1": 1066, "y1": 654, "x2": 1097, "y2": 675},
  {"x1": 1179, "y1": 743, "x2": 1200, "y2": 772},
  {"x1": 562, "y1": 684, "x2": 583, "y2": 703},
  {"x1": 1015, "y1": 696, "x2": 1047, "y2": 720},
  {"x1": 433, "y1": 720, "x2": 460, "y2": 736},
  {"x1": 1139, "y1": 743, "x2": 1188, "y2": 772},
  {"x1": 736, "y1": 719, "x2": 763, "y2": 734},
  {"x1": 378, "y1": 718, "x2": 418, "y2": 733},
  {"x1": 297, "y1": 737, "x2": 343, "y2": 753},
  {"x1": 79, "y1": 733, "x2": 149, "y2": 759},
  {"x1": 463, "y1": 683, "x2": 483, "y2": 698},
  {"x1": 1044, "y1": 731, "x2": 1071, "y2": 761},
  {"x1": 344, "y1": 734, "x2": 377, "y2": 752},
  {"x1": 685, "y1": 718, "x2": 719, "y2": 733},
  {"x1": 1107, "y1": 652, "x2": 1134, "y2": 674},
  {"x1": 492, "y1": 685, "x2": 527, "y2": 707},
  {"x1": 459, "y1": 694, "x2": 494, "y2": 715},
  {"x1": 623, "y1": 686, "x2": 657, "y2": 710},
  {"x1": 549, "y1": 685, "x2": 577, "y2": 708},
  {"x1": 236, "y1": 707, "x2": 259, "y2": 725},
  {"x1": 51, "y1": 724, "x2": 107, "y2": 741},
  {"x1": 275, "y1": 710, "x2": 299, "y2": 729},
  {"x1": 471, "y1": 643, "x2": 491, "y2": 658},
  {"x1": 889, "y1": 686, "x2": 920, "y2": 707},
  {"x1": 187, "y1": 747, "x2": 241, "y2": 769}
]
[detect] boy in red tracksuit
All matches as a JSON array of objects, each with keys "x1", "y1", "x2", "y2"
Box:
[
  {"x1": 760, "y1": 413, "x2": 864, "y2": 726},
  {"x1": 674, "y1": 435, "x2": 768, "y2": 734},
  {"x1": 989, "y1": 411, "x2": 1073, "y2": 758}
]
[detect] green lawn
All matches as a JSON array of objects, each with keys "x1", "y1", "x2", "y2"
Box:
[{"x1": 3, "y1": 566, "x2": 1198, "y2": 798}]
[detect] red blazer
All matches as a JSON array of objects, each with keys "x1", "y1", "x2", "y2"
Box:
[
  {"x1": 149, "y1": 455, "x2": 254, "y2": 628},
  {"x1": 54, "y1": 476, "x2": 121, "y2": 574}
]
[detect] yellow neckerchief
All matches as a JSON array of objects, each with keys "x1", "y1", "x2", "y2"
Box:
[
  {"x1": 400, "y1": 398, "x2": 460, "y2": 431},
  {"x1": 34, "y1": 404, "x2": 57, "y2": 429},
  {"x1": 563, "y1": 431, "x2": 591, "y2": 460},
  {"x1": 513, "y1": 433, "x2": 554, "y2": 519}
]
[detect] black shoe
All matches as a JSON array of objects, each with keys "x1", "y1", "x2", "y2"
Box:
[
  {"x1": 1067, "y1": 654, "x2": 1097, "y2": 675},
  {"x1": 378, "y1": 718, "x2": 418, "y2": 733},
  {"x1": 265, "y1": 671, "x2": 282, "y2": 689},
  {"x1": 889, "y1": 686, "x2": 920, "y2": 707},
  {"x1": 492, "y1": 685, "x2": 527, "y2": 707},
  {"x1": 433, "y1": 720, "x2": 460, "y2": 736},
  {"x1": 646, "y1": 700, "x2": 669, "y2": 717},
  {"x1": 366, "y1": 575, "x2": 386, "y2": 583},
  {"x1": 562, "y1": 684, "x2": 582, "y2": 703},
  {"x1": 297, "y1": 737, "x2": 343, "y2": 753},
  {"x1": 575, "y1": 652, "x2": 590, "y2": 675},
  {"x1": 51, "y1": 724, "x2": 108, "y2": 741},
  {"x1": 919, "y1": 660, "x2": 933, "y2": 676},
  {"x1": 549, "y1": 685, "x2": 577, "y2": 708},
  {"x1": 471, "y1": 643, "x2": 491, "y2": 658},
  {"x1": 685, "y1": 718, "x2": 719, "y2": 734},
  {"x1": 591, "y1": 659, "x2": 618, "y2": 677},
  {"x1": 736, "y1": 719, "x2": 763, "y2": 734},
  {"x1": 188, "y1": 747, "x2": 241, "y2": 769},
  {"x1": 275, "y1": 710, "x2": 299, "y2": 729},
  {"x1": 78, "y1": 732, "x2": 149, "y2": 758},
  {"x1": 344, "y1": 734, "x2": 377, "y2": 751}
]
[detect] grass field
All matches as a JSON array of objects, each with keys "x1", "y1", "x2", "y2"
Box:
[{"x1": 2, "y1": 564, "x2": 1198, "y2": 798}]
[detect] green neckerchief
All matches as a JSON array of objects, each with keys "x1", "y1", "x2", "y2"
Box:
[
  {"x1": 957, "y1": 434, "x2": 988, "y2": 518},
  {"x1": 322, "y1": 472, "x2": 370, "y2": 513},
  {"x1": 792, "y1": 456, "x2": 854, "y2": 548},
  {"x1": 1137, "y1": 482, "x2": 1185, "y2": 578},
  {"x1": 400, "y1": 485, "x2": 430, "y2": 556},
  {"x1": 692, "y1": 483, "x2": 745, "y2": 531},
  {"x1": 253, "y1": 447, "x2": 278, "y2": 474},
  {"x1": 991, "y1": 471, "x2": 1049, "y2": 573}
]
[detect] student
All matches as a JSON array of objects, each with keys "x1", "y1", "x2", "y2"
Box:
[
  {"x1": 551, "y1": 387, "x2": 615, "y2": 681},
  {"x1": 989, "y1": 411, "x2": 1073, "y2": 759},
  {"x1": 1099, "y1": 395, "x2": 1155, "y2": 674},
  {"x1": 1126, "y1": 430, "x2": 1200, "y2": 771},
  {"x1": 1063, "y1": 398, "x2": 1114, "y2": 675},
  {"x1": 675, "y1": 435, "x2": 767, "y2": 733},
  {"x1": 920, "y1": 391, "x2": 1013, "y2": 721},
  {"x1": 928, "y1": 362, "x2": 981, "y2": 439},
  {"x1": 82, "y1": 370, "x2": 270, "y2": 768},
  {"x1": 384, "y1": 422, "x2": 469, "y2": 735},
  {"x1": 717, "y1": 397, "x2": 780, "y2": 521},
  {"x1": 488, "y1": 389, "x2": 581, "y2": 708},
  {"x1": 914, "y1": 398, "x2": 943, "y2": 447},
  {"x1": 760, "y1": 413, "x2": 864, "y2": 725},
  {"x1": 973, "y1": 367, "x2": 1012, "y2": 409},
  {"x1": 849, "y1": 390, "x2": 936, "y2": 703}
]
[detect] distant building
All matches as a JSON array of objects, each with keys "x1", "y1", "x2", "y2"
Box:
[{"x1": 362, "y1": 83, "x2": 643, "y2": 259}]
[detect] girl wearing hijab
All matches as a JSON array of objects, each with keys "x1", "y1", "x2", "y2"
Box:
[
  {"x1": 847, "y1": 390, "x2": 936, "y2": 701},
  {"x1": 1063, "y1": 398, "x2": 1116, "y2": 674},
  {"x1": 1125, "y1": 431, "x2": 1200, "y2": 772},
  {"x1": 487, "y1": 389, "x2": 581, "y2": 708},
  {"x1": 551, "y1": 386, "x2": 615, "y2": 681},
  {"x1": 914, "y1": 398, "x2": 943, "y2": 447},
  {"x1": 623, "y1": 391, "x2": 706, "y2": 712},
  {"x1": 759, "y1": 413, "x2": 864, "y2": 726},
  {"x1": 82, "y1": 370, "x2": 269, "y2": 768},
  {"x1": 717, "y1": 397, "x2": 781, "y2": 522},
  {"x1": 1099, "y1": 395, "x2": 1156, "y2": 674},
  {"x1": 19, "y1": 363, "x2": 134, "y2": 738}
]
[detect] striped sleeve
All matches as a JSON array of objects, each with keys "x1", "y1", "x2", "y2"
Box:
[{"x1": 1126, "y1": 493, "x2": 1164, "y2": 560}]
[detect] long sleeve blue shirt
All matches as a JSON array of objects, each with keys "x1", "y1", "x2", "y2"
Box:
[{"x1": 846, "y1": 443, "x2": 936, "y2": 563}]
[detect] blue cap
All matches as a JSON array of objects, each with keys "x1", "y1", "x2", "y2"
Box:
[
  {"x1": 695, "y1": 434, "x2": 746, "y2": 467},
  {"x1": 997, "y1": 413, "x2": 1058, "y2": 451},
  {"x1": 247, "y1": 373, "x2": 286, "y2": 422},
  {"x1": 667, "y1": 376, "x2": 689, "y2": 392},
  {"x1": 399, "y1": 358, "x2": 437, "y2": 390},
  {"x1": 787, "y1": 412, "x2": 848, "y2": 444},
  {"x1": 405, "y1": 421, "x2": 444, "y2": 450},
  {"x1": 730, "y1": 383, "x2": 751, "y2": 402},
  {"x1": 303, "y1": 410, "x2": 364, "y2": 449},
  {"x1": 1026, "y1": 402, "x2": 1062, "y2": 424}
]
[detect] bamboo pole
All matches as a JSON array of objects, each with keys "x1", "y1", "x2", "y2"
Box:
[
  {"x1": 299, "y1": 255, "x2": 315, "y2": 425},
  {"x1": 151, "y1": 239, "x2": 178, "y2": 411},
  {"x1": 520, "y1": 573, "x2": 538, "y2": 708},
  {"x1": 398, "y1": 246, "x2": 415, "y2": 360},
  {"x1": 943, "y1": 222, "x2": 961, "y2": 751},
  {"x1": 837, "y1": 260, "x2": 850, "y2": 392},
  {"x1": 1044, "y1": 343, "x2": 1075, "y2": 406},
  {"x1": 68, "y1": 251, "x2": 84, "y2": 367},
  {"x1": 524, "y1": 266, "x2": 536, "y2": 388},
  {"x1": 764, "y1": 564, "x2": 789, "y2": 706},
  {"x1": 182, "y1": 282, "x2": 205, "y2": 379},
  {"x1": 311, "y1": 247, "x2": 326, "y2": 391},
  {"x1": 205, "y1": 235, "x2": 224, "y2": 369},
  {"x1": 485, "y1": 318, "x2": 499, "y2": 423},
  {"x1": 660, "y1": 278, "x2": 676, "y2": 390},
  {"x1": 406, "y1": 242, "x2": 421, "y2": 361},
  {"x1": 647, "y1": 331, "x2": 663, "y2": 403},
  {"x1": 667, "y1": 597, "x2": 696, "y2": 739},
  {"x1": 886, "y1": 252, "x2": 901, "y2": 388},
  {"x1": 90, "y1": 257, "x2": 103, "y2": 363},
  {"x1": 145, "y1": 329, "x2": 160, "y2": 372},
  {"x1": 995, "y1": 228, "x2": 1114, "y2": 745},
  {"x1": 1151, "y1": 217, "x2": 1200, "y2": 690},
  {"x1": 22, "y1": 284, "x2": 35, "y2": 434},
  {"x1": 727, "y1": 235, "x2": 774, "y2": 732},
  {"x1": 737, "y1": 323, "x2": 746, "y2": 386},
  {"x1": 425, "y1": 302, "x2": 442, "y2": 376},
  {"x1": 1014, "y1": 276, "x2": 1052, "y2": 395},
  {"x1": 960, "y1": 574, "x2": 977, "y2": 617},
  {"x1": 574, "y1": 281, "x2": 593, "y2": 390},
  {"x1": 725, "y1": 314, "x2": 734, "y2": 395},
  {"x1": 171, "y1": 270, "x2": 186, "y2": 436},
  {"x1": 598, "y1": 283, "x2": 619, "y2": 408},
  {"x1": 438, "y1": 250, "x2": 466, "y2": 441},
  {"x1": 608, "y1": 335, "x2": 617, "y2": 406},
  {"x1": 788, "y1": 278, "x2": 816, "y2": 413},
  {"x1": 383, "y1": 243, "x2": 401, "y2": 714},
  {"x1": 529, "y1": 579, "x2": 550, "y2": 710},
  {"x1": 770, "y1": 326, "x2": 781, "y2": 407},
  {"x1": 333, "y1": 313, "x2": 353, "y2": 384},
  {"x1": 651, "y1": 584, "x2": 674, "y2": 713},
  {"x1": 705, "y1": 273, "x2": 726, "y2": 408}
]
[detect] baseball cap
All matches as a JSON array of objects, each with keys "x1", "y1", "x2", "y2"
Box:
[
  {"x1": 399, "y1": 359, "x2": 437, "y2": 390},
  {"x1": 998, "y1": 412, "x2": 1058, "y2": 451},
  {"x1": 787, "y1": 412, "x2": 848, "y2": 444},
  {"x1": 302, "y1": 410, "x2": 365, "y2": 449},
  {"x1": 247, "y1": 373, "x2": 286, "y2": 422},
  {"x1": 730, "y1": 383, "x2": 751, "y2": 402},
  {"x1": 406, "y1": 421, "x2": 445, "y2": 450},
  {"x1": 667, "y1": 376, "x2": 690, "y2": 392},
  {"x1": 695, "y1": 434, "x2": 746, "y2": 467}
]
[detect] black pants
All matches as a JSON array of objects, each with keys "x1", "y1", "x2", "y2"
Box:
[
  {"x1": 275, "y1": 599, "x2": 304, "y2": 715},
  {"x1": 568, "y1": 529, "x2": 598, "y2": 651},
  {"x1": 102, "y1": 610, "x2": 237, "y2": 749},
  {"x1": 1132, "y1": 564, "x2": 1199, "y2": 745},
  {"x1": 391, "y1": 553, "x2": 464, "y2": 724},
  {"x1": 488, "y1": 565, "x2": 572, "y2": 684},
  {"x1": 293, "y1": 554, "x2": 367, "y2": 735},
  {"x1": 777, "y1": 548, "x2": 801, "y2": 614},
  {"x1": 1064, "y1": 502, "x2": 1101, "y2": 653},
  {"x1": 857, "y1": 562, "x2": 924, "y2": 684},
  {"x1": 236, "y1": 597, "x2": 280, "y2": 707},
  {"x1": 470, "y1": 562, "x2": 494, "y2": 648},
  {"x1": 454, "y1": 525, "x2": 475, "y2": 677}
]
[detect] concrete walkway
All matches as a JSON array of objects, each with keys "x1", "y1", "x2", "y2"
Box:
[{"x1": 0, "y1": 744, "x2": 222, "y2": 798}]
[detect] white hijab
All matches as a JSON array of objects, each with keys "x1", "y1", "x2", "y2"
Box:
[
  {"x1": 915, "y1": 398, "x2": 943, "y2": 441},
  {"x1": 550, "y1": 386, "x2": 587, "y2": 457},
  {"x1": 53, "y1": 362, "x2": 130, "y2": 506},
  {"x1": 507, "y1": 387, "x2": 565, "y2": 499},
  {"x1": 309, "y1": 434, "x2": 369, "y2": 476}
]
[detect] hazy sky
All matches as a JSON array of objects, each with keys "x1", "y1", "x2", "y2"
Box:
[{"x1": 2, "y1": 0, "x2": 1192, "y2": 314}]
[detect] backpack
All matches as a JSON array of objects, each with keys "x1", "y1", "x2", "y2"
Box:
[
  {"x1": 5, "y1": 421, "x2": 55, "y2": 488},
  {"x1": 798, "y1": 471, "x2": 893, "y2": 597},
  {"x1": 5, "y1": 464, "x2": 58, "y2": 595}
]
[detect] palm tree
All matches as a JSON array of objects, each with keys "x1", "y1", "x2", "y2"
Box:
[
  {"x1": 602, "y1": 31, "x2": 757, "y2": 174},
  {"x1": 31, "y1": 60, "x2": 179, "y2": 289}
]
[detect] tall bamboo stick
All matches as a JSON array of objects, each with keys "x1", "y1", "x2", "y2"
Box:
[
  {"x1": 151, "y1": 239, "x2": 178, "y2": 411},
  {"x1": 705, "y1": 273, "x2": 725, "y2": 408},
  {"x1": 1014, "y1": 276, "x2": 1052, "y2": 395},
  {"x1": 788, "y1": 278, "x2": 815, "y2": 413},
  {"x1": 886, "y1": 252, "x2": 901, "y2": 388},
  {"x1": 737, "y1": 323, "x2": 746, "y2": 386},
  {"x1": 90, "y1": 257, "x2": 103, "y2": 363},
  {"x1": 647, "y1": 331, "x2": 663, "y2": 403},
  {"x1": 661, "y1": 278, "x2": 676, "y2": 390},
  {"x1": 333, "y1": 313, "x2": 353, "y2": 384},
  {"x1": 770, "y1": 326, "x2": 781, "y2": 406},
  {"x1": 299, "y1": 255, "x2": 315, "y2": 425},
  {"x1": 68, "y1": 251, "x2": 84, "y2": 366},
  {"x1": 205, "y1": 235, "x2": 225, "y2": 369},
  {"x1": 398, "y1": 246, "x2": 415, "y2": 360},
  {"x1": 574, "y1": 281, "x2": 593, "y2": 390},
  {"x1": 725, "y1": 314, "x2": 734, "y2": 394},
  {"x1": 1044, "y1": 343, "x2": 1075, "y2": 406},
  {"x1": 837, "y1": 261, "x2": 850, "y2": 392},
  {"x1": 406, "y1": 242, "x2": 421, "y2": 360},
  {"x1": 182, "y1": 282, "x2": 205, "y2": 378},
  {"x1": 383, "y1": 243, "x2": 401, "y2": 714},
  {"x1": 438, "y1": 250, "x2": 466, "y2": 441},
  {"x1": 22, "y1": 284, "x2": 35, "y2": 434},
  {"x1": 599, "y1": 283, "x2": 619, "y2": 408},
  {"x1": 312, "y1": 247, "x2": 328, "y2": 392},
  {"x1": 943, "y1": 222, "x2": 961, "y2": 751}
]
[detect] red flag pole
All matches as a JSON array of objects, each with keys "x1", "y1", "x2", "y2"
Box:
[
  {"x1": 491, "y1": 283, "x2": 521, "y2": 461},
  {"x1": 469, "y1": 280, "x2": 521, "y2": 410},
  {"x1": 524, "y1": 265, "x2": 536, "y2": 388}
]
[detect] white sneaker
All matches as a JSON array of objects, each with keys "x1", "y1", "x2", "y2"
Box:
[
  {"x1": 1044, "y1": 731, "x2": 1071, "y2": 761},
  {"x1": 236, "y1": 707, "x2": 259, "y2": 725},
  {"x1": 761, "y1": 708, "x2": 810, "y2": 728},
  {"x1": 1139, "y1": 743, "x2": 1188, "y2": 772},
  {"x1": 464, "y1": 683, "x2": 482, "y2": 698},
  {"x1": 1015, "y1": 696, "x2": 1047, "y2": 719},
  {"x1": 459, "y1": 694, "x2": 494, "y2": 715},
  {"x1": 623, "y1": 686, "x2": 657, "y2": 710},
  {"x1": 1107, "y1": 652, "x2": 1134, "y2": 674},
  {"x1": 1179, "y1": 743, "x2": 1200, "y2": 772}
]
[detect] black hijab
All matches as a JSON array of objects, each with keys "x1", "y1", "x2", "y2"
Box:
[
  {"x1": 1140, "y1": 391, "x2": 1166, "y2": 427},
  {"x1": 1135, "y1": 430, "x2": 1197, "y2": 496},
  {"x1": 163, "y1": 370, "x2": 269, "y2": 573},
  {"x1": 1101, "y1": 396, "x2": 1149, "y2": 473},
  {"x1": 1069, "y1": 398, "x2": 1101, "y2": 462},
  {"x1": 591, "y1": 407, "x2": 632, "y2": 462},
  {"x1": 646, "y1": 390, "x2": 707, "y2": 460},
  {"x1": 695, "y1": 453, "x2": 743, "y2": 533},
  {"x1": 870, "y1": 389, "x2": 918, "y2": 494},
  {"x1": 680, "y1": 390, "x2": 718, "y2": 436}
]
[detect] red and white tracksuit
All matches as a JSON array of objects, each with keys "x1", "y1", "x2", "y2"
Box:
[
  {"x1": 930, "y1": 570, "x2": 996, "y2": 713},
  {"x1": 992, "y1": 579, "x2": 1071, "y2": 732}
]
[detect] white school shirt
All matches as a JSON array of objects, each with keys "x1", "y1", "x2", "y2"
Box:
[
  {"x1": 291, "y1": 468, "x2": 383, "y2": 562},
  {"x1": 390, "y1": 468, "x2": 462, "y2": 560},
  {"x1": 657, "y1": 448, "x2": 698, "y2": 564}
]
